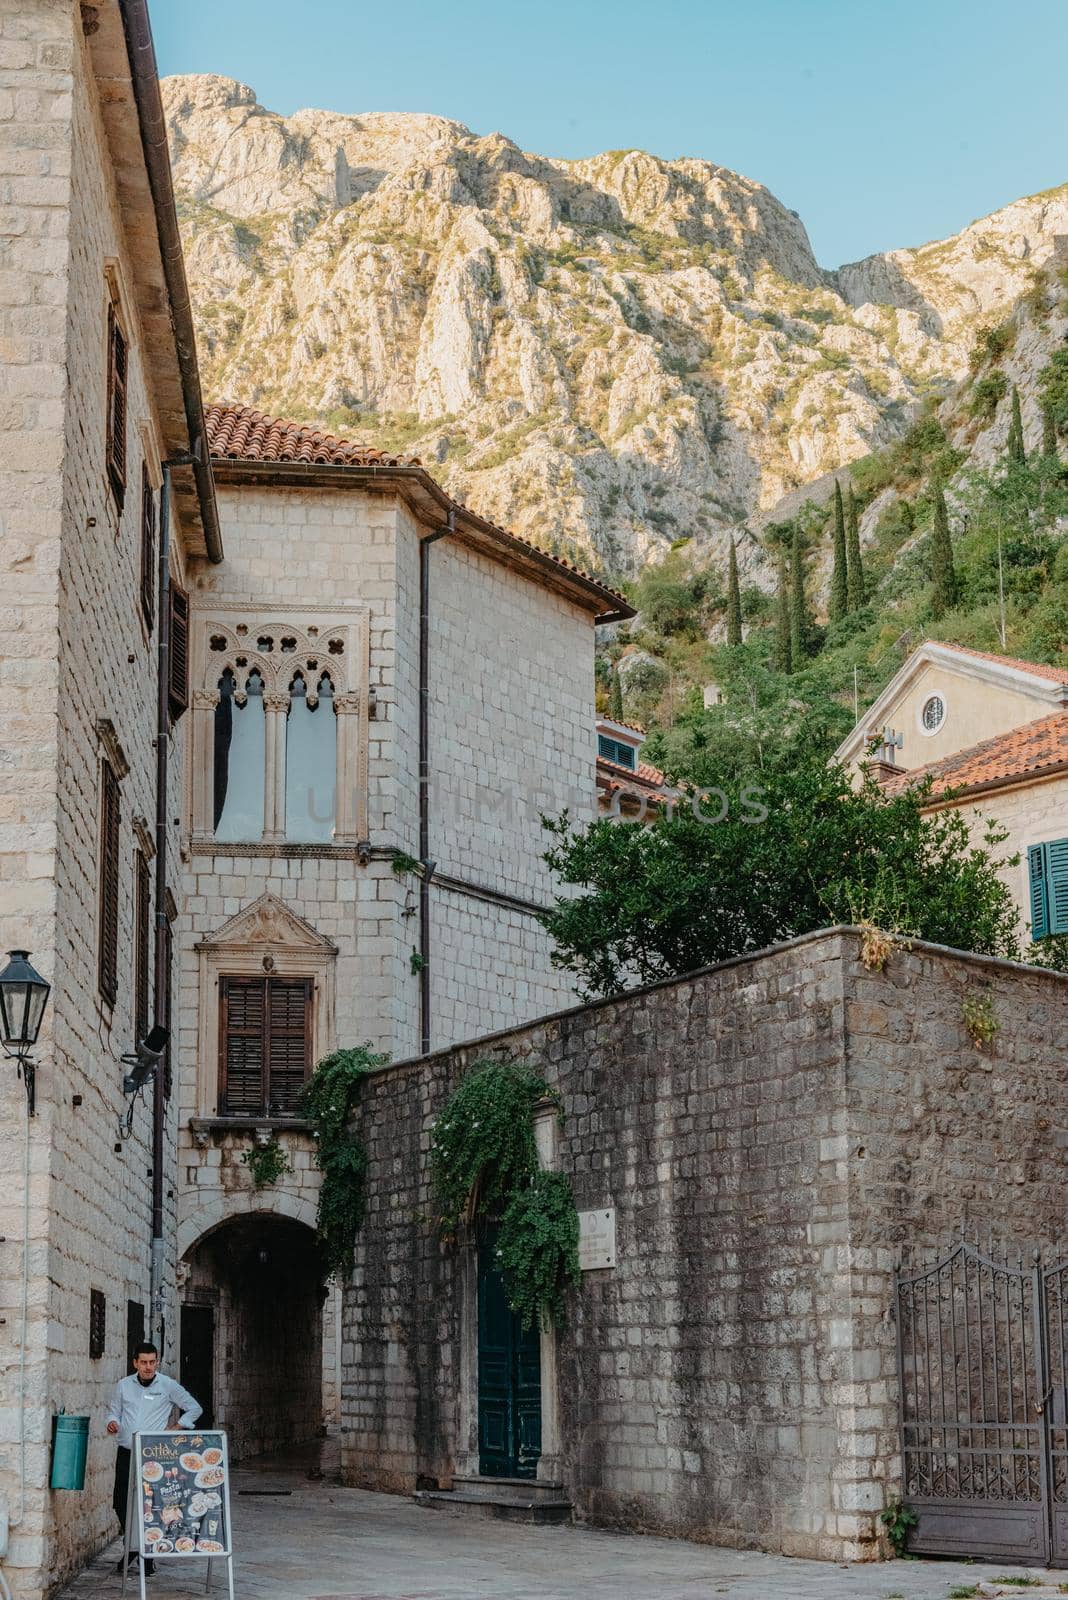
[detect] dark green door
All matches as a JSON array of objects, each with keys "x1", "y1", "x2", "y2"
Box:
[{"x1": 478, "y1": 1230, "x2": 541, "y2": 1478}]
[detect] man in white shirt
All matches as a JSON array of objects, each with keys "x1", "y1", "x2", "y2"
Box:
[{"x1": 106, "y1": 1342, "x2": 202, "y2": 1574}]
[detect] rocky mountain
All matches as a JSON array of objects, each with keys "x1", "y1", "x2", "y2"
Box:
[{"x1": 163, "y1": 74, "x2": 1068, "y2": 576}]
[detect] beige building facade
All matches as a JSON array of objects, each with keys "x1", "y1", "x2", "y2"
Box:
[{"x1": 837, "y1": 641, "x2": 1068, "y2": 945}]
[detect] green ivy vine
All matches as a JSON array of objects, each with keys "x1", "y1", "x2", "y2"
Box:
[
  {"x1": 430, "y1": 1057, "x2": 579, "y2": 1330},
  {"x1": 497, "y1": 1171, "x2": 580, "y2": 1330},
  {"x1": 299, "y1": 1045, "x2": 386, "y2": 1277},
  {"x1": 240, "y1": 1135, "x2": 291, "y2": 1190}
]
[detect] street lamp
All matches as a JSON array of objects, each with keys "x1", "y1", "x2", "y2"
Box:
[{"x1": 0, "y1": 949, "x2": 51, "y2": 1116}]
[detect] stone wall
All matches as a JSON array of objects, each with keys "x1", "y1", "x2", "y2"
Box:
[
  {"x1": 339, "y1": 929, "x2": 1068, "y2": 1561},
  {"x1": 0, "y1": 9, "x2": 188, "y2": 1595}
]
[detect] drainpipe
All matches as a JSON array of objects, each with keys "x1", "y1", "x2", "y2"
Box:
[
  {"x1": 150, "y1": 455, "x2": 194, "y2": 1351},
  {"x1": 418, "y1": 512, "x2": 454, "y2": 1054}
]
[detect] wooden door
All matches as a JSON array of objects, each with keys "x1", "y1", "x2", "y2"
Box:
[{"x1": 477, "y1": 1230, "x2": 540, "y2": 1479}]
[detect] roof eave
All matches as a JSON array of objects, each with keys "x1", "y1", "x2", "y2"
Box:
[
  {"x1": 115, "y1": 0, "x2": 222, "y2": 562},
  {"x1": 210, "y1": 456, "x2": 632, "y2": 622}
]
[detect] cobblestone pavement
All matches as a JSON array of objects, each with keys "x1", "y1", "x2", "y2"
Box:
[{"x1": 57, "y1": 1469, "x2": 1067, "y2": 1600}]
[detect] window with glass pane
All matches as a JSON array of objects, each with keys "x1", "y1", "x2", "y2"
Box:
[
  {"x1": 214, "y1": 668, "x2": 265, "y2": 841},
  {"x1": 285, "y1": 672, "x2": 336, "y2": 843}
]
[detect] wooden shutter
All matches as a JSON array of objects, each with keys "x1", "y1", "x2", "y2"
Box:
[
  {"x1": 169, "y1": 582, "x2": 190, "y2": 722},
  {"x1": 106, "y1": 302, "x2": 128, "y2": 507},
  {"x1": 1029, "y1": 843, "x2": 1051, "y2": 941},
  {"x1": 134, "y1": 850, "x2": 151, "y2": 1044},
  {"x1": 1048, "y1": 836, "x2": 1068, "y2": 936},
  {"x1": 219, "y1": 976, "x2": 266, "y2": 1115},
  {"x1": 267, "y1": 978, "x2": 313, "y2": 1114},
  {"x1": 97, "y1": 759, "x2": 120, "y2": 1005},
  {"x1": 139, "y1": 467, "x2": 156, "y2": 630}
]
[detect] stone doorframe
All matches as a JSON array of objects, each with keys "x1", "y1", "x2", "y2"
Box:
[{"x1": 454, "y1": 1102, "x2": 562, "y2": 1483}]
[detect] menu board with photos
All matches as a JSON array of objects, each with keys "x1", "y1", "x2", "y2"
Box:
[{"x1": 134, "y1": 1429, "x2": 232, "y2": 1558}]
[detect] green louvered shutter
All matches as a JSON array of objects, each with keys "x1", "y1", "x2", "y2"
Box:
[
  {"x1": 1028, "y1": 844, "x2": 1050, "y2": 941},
  {"x1": 1048, "y1": 836, "x2": 1068, "y2": 935}
]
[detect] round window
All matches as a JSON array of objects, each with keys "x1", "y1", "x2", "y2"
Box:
[{"x1": 920, "y1": 693, "x2": 946, "y2": 734}]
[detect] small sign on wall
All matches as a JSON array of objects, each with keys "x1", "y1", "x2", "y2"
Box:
[{"x1": 578, "y1": 1207, "x2": 616, "y2": 1270}]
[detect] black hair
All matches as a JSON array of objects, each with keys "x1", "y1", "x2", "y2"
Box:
[{"x1": 133, "y1": 1342, "x2": 158, "y2": 1359}]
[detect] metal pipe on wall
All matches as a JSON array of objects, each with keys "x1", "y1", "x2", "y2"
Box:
[
  {"x1": 418, "y1": 512, "x2": 453, "y2": 1054},
  {"x1": 149, "y1": 463, "x2": 172, "y2": 1350}
]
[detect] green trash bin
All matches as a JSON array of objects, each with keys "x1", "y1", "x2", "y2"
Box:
[{"x1": 50, "y1": 1413, "x2": 89, "y2": 1491}]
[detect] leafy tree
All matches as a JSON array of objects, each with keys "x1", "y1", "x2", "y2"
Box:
[
  {"x1": 846, "y1": 484, "x2": 865, "y2": 610},
  {"x1": 608, "y1": 663, "x2": 624, "y2": 722},
  {"x1": 1042, "y1": 401, "x2": 1058, "y2": 459},
  {"x1": 726, "y1": 536, "x2": 742, "y2": 646},
  {"x1": 829, "y1": 480, "x2": 848, "y2": 623},
  {"x1": 774, "y1": 546, "x2": 792, "y2": 674},
  {"x1": 1007, "y1": 385, "x2": 1026, "y2": 464},
  {"x1": 930, "y1": 488, "x2": 959, "y2": 618},
  {"x1": 789, "y1": 526, "x2": 806, "y2": 663},
  {"x1": 1038, "y1": 349, "x2": 1068, "y2": 434},
  {"x1": 541, "y1": 756, "x2": 1020, "y2": 998}
]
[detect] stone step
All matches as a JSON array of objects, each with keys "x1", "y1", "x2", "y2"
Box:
[
  {"x1": 450, "y1": 1474, "x2": 566, "y2": 1503},
  {"x1": 413, "y1": 1481, "x2": 572, "y2": 1525}
]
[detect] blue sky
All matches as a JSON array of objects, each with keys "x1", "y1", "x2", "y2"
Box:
[{"x1": 154, "y1": 0, "x2": 1068, "y2": 268}]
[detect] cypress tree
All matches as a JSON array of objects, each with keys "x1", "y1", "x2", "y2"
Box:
[
  {"x1": 846, "y1": 484, "x2": 865, "y2": 610},
  {"x1": 609, "y1": 663, "x2": 624, "y2": 722},
  {"x1": 726, "y1": 536, "x2": 742, "y2": 646},
  {"x1": 930, "y1": 489, "x2": 959, "y2": 620},
  {"x1": 789, "y1": 526, "x2": 806, "y2": 664},
  {"x1": 829, "y1": 480, "x2": 848, "y2": 624},
  {"x1": 1007, "y1": 385, "x2": 1026, "y2": 463},
  {"x1": 1042, "y1": 401, "x2": 1058, "y2": 459},
  {"x1": 775, "y1": 547, "x2": 792, "y2": 675}
]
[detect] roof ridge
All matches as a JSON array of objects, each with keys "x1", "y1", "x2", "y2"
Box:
[{"x1": 926, "y1": 639, "x2": 1068, "y2": 685}]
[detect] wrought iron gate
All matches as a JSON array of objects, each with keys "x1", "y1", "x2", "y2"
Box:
[{"x1": 895, "y1": 1238, "x2": 1068, "y2": 1564}]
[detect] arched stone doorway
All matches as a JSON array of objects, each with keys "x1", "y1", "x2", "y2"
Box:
[{"x1": 180, "y1": 1214, "x2": 326, "y2": 1463}]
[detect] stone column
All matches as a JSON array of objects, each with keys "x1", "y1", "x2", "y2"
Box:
[
  {"x1": 263, "y1": 693, "x2": 289, "y2": 841},
  {"x1": 333, "y1": 691, "x2": 362, "y2": 842},
  {"x1": 190, "y1": 689, "x2": 219, "y2": 839}
]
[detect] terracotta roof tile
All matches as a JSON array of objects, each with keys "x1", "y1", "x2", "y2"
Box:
[
  {"x1": 205, "y1": 403, "x2": 421, "y2": 468},
  {"x1": 597, "y1": 754, "x2": 666, "y2": 790},
  {"x1": 880, "y1": 711, "x2": 1068, "y2": 800},
  {"x1": 205, "y1": 403, "x2": 631, "y2": 617},
  {"x1": 928, "y1": 640, "x2": 1068, "y2": 686}
]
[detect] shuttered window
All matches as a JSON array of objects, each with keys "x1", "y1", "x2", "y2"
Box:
[
  {"x1": 106, "y1": 301, "x2": 128, "y2": 508},
  {"x1": 161, "y1": 915, "x2": 174, "y2": 1100},
  {"x1": 169, "y1": 582, "x2": 190, "y2": 722},
  {"x1": 134, "y1": 849, "x2": 151, "y2": 1046},
  {"x1": 1027, "y1": 838, "x2": 1068, "y2": 939},
  {"x1": 97, "y1": 760, "x2": 121, "y2": 1006},
  {"x1": 140, "y1": 467, "x2": 156, "y2": 630},
  {"x1": 597, "y1": 734, "x2": 636, "y2": 771},
  {"x1": 218, "y1": 976, "x2": 313, "y2": 1117}
]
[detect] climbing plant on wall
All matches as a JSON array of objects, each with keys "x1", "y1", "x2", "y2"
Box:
[
  {"x1": 429, "y1": 1057, "x2": 580, "y2": 1329},
  {"x1": 300, "y1": 1044, "x2": 386, "y2": 1277}
]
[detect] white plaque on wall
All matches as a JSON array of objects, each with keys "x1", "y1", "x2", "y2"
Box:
[{"x1": 578, "y1": 1207, "x2": 616, "y2": 1270}]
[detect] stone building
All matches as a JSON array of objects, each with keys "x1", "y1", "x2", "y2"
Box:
[
  {"x1": 0, "y1": 1, "x2": 219, "y2": 1594},
  {"x1": 172, "y1": 409, "x2": 629, "y2": 1455},
  {"x1": 341, "y1": 928, "x2": 1068, "y2": 1562},
  {"x1": 835, "y1": 641, "x2": 1068, "y2": 943},
  {"x1": 0, "y1": 3, "x2": 631, "y2": 1591}
]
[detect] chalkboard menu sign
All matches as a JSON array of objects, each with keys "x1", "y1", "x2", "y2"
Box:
[{"x1": 133, "y1": 1429, "x2": 232, "y2": 1558}]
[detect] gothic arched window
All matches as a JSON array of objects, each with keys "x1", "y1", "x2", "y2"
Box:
[
  {"x1": 285, "y1": 671, "x2": 336, "y2": 843},
  {"x1": 214, "y1": 668, "x2": 265, "y2": 841}
]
